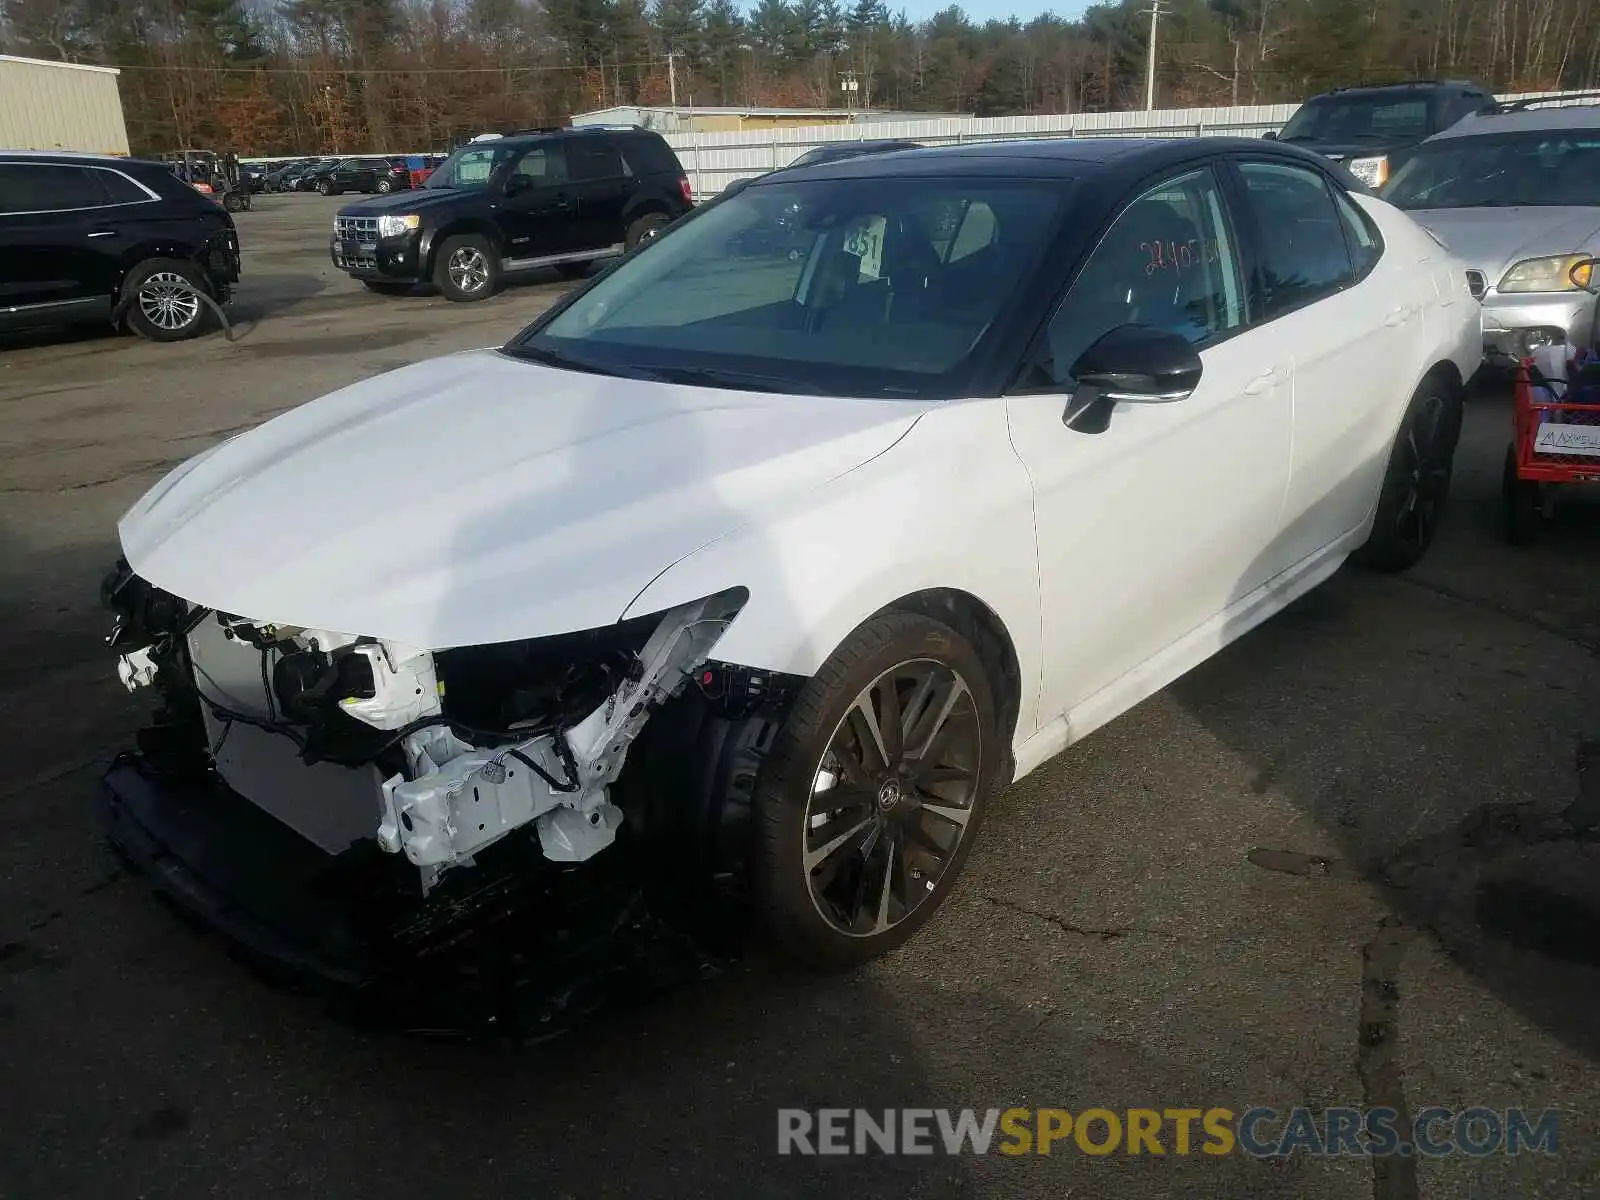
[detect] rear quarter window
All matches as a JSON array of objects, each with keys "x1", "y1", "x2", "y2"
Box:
[
  {"x1": 1333, "y1": 190, "x2": 1384, "y2": 281},
  {"x1": 621, "y1": 134, "x2": 682, "y2": 176}
]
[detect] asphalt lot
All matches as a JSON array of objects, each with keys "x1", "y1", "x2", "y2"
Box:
[{"x1": 3, "y1": 194, "x2": 1600, "y2": 1200}]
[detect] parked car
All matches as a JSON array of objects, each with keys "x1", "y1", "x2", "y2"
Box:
[
  {"x1": 263, "y1": 158, "x2": 313, "y2": 192},
  {"x1": 1267, "y1": 79, "x2": 1497, "y2": 189},
  {"x1": 288, "y1": 159, "x2": 340, "y2": 192},
  {"x1": 0, "y1": 151, "x2": 240, "y2": 342},
  {"x1": 316, "y1": 155, "x2": 412, "y2": 196},
  {"x1": 329, "y1": 125, "x2": 694, "y2": 299},
  {"x1": 103, "y1": 137, "x2": 1478, "y2": 1000},
  {"x1": 1381, "y1": 94, "x2": 1600, "y2": 360}
]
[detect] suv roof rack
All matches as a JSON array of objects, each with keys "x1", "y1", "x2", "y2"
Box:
[{"x1": 1491, "y1": 91, "x2": 1600, "y2": 113}]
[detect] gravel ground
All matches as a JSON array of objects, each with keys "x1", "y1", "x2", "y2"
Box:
[{"x1": 1, "y1": 194, "x2": 1598, "y2": 1200}]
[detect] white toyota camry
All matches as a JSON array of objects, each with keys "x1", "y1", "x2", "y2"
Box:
[{"x1": 102, "y1": 136, "x2": 1480, "y2": 990}]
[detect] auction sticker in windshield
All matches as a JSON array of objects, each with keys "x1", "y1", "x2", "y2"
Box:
[{"x1": 843, "y1": 216, "x2": 886, "y2": 280}]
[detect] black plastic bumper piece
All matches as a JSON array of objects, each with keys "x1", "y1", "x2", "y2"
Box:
[
  {"x1": 100, "y1": 753, "x2": 733, "y2": 1039},
  {"x1": 101, "y1": 754, "x2": 375, "y2": 988}
]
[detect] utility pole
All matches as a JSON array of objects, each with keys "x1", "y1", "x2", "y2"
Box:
[
  {"x1": 667, "y1": 51, "x2": 679, "y2": 112},
  {"x1": 1143, "y1": 0, "x2": 1164, "y2": 112}
]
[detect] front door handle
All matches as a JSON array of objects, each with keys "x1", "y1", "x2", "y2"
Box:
[
  {"x1": 1384, "y1": 303, "x2": 1416, "y2": 327},
  {"x1": 1244, "y1": 365, "x2": 1289, "y2": 395},
  {"x1": 551, "y1": 192, "x2": 574, "y2": 210},
  {"x1": 87, "y1": 230, "x2": 117, "y2": 238}
]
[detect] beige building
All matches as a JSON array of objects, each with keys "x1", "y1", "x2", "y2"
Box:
[
  {"x1": 0, "y1": 55, "x2": 131, "y2": 155},
  {"x1": 570, "y1": 105, "x2": 969, "y2": 135}
]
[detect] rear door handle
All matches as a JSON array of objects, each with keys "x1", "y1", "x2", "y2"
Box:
[
  {"x1": 1244, "y1": 365, "x2": 1289, "y2": 395},
  {"x1": 87, "y1": 230, "x2": 117, "y2": 238}
]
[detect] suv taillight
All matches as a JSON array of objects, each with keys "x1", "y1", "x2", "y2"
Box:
[{"x1": 679, "y1": 175, "x2": 693, "y2": 205}]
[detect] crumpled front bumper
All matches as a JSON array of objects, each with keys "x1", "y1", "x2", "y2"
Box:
[{"x1": 1481, "y1": 292, "x2": 1600, "y2": 358}]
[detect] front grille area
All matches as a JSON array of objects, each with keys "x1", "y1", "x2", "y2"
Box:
[
  {"x1": 1465, "y1": 269, "x2": 1487, "y2": 300},
  {"x1": 334, "y1": 215, "x2": 379, "y2": 272}
]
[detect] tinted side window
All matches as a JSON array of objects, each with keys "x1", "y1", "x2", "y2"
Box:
[
  {"x1": 0, "y1": 163, "x2": 108, "y2": 212},
  {"x1": 1333, "y1": 189, "x2": 1382, "y2": 280},
  {"x1": 568, "y1": 139, "x2": 624, "y2": 182},
  {"x1": 1238, "y1": 161, "x2": 1354, "y2": 319},
  {"x1": 510, "y1": 145, "x2": 569, "y2": 185},
  {"x1": 1029, "y1": 166, "x2": 1247, "y2": 387},
  {"x1": 90, "y1": 169, "x2": 152, "y2": 205},
  {"x1": 621, "y1": 134, "x2": 679, "y2": 176}
]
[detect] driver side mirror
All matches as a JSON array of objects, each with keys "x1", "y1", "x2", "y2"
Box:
[
  {"x1": 1570, "y1": 257, "x2": 1598, "y2": 294},
  {"x1": 504, "y1": 173, "x2": 533, "y2": 198},
  {"x1": 1064, "y1": 324, "x2": 1204, "y2": 433},
  {"x1": 1261, "y1": 129, "x2": 1279, "y2": 141}
]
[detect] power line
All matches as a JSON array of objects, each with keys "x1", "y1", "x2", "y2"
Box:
[{"x1": 106, "y1": 59, "x2": 667, "y2": 76}]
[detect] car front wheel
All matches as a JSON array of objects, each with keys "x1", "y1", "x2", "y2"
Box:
[
  {"x1": 752, "y1": 612, "x2": 1000, "y2": 968},
  {"x1": 433, "y1": 234, "x2": 501, "y2": 302},
  {"x1": 317, "y1": 179, "x2": 334, "y2": 196},
  {"x1": 1352, "y1": 374, "x2": 1462, "y2": 571},
  {"x1": 121, "y1": 258, "x2": 210, "y2": 342},
  {"x1": 376, "y1": 178, "x2": 394, "y2": 194}
]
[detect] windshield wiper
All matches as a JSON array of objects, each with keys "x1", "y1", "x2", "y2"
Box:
[
  {"x1": 501, "y1": 343, "x2": 657, "y2": 380},
  {"x1": 632, "y1": 364, "x2": 824, "y2": 394}
]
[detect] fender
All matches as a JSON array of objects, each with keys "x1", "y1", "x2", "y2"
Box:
[
  {"x1": 621, "y1": 397, "x2": 1047, "y2": 752},
  {"x1": 420, "y1": 217, "x2": 505, "y2": 274}
]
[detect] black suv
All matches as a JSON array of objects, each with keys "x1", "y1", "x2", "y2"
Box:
[
  {"x1": 330, "y1": 126, "x2": 694, "y2": 301},
  {"x1": 317, "y1": 156, "x2": 411, "y2": 196},
  {"x1": 0, "y1": 152, "x2": 240, "y2": 342},
  {"x1": 1267, "y1": 79, "x2": 1497, "y2": 189}
]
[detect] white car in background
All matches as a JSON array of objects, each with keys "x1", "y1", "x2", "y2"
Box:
[
  {"x1": 101, "y1": 137, "x2": 1480, "y2": 998},
  {"x1": 1383, "y1": 96, "x2": 1600, "y2": 360}
]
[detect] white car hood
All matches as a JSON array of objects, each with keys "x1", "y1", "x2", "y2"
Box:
[
  {"x1": 1405, "y1": 206, "x2": 1600, "y2": 282},
  {"x1": 120, "y1": 349, "x2": 931, "y2": 648}
]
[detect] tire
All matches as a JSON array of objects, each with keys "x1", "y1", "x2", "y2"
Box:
[
  {"x1": 121, "y1": 258, "x2": 211, "y2": 343},
  {"x1": 1351, "y1": 374, "x2": 1463, "y2": 572},
  {"x1": 363, "y1": 281, "x2": 412, "y2": 295},
  {"x1": 1502, "y1": 443, "x2": 1541, "y2": 545},
  {"x1": 625, "y1": 211, "x2": 670, "y2": 249},
  {"x1": 222, "y1": 191, "x2": 242, "y2": 213},
  {"x1": 317, "y1": 179, "x2": 334, "y2": 196},
  {"x1": 376, "y1": 178, "x2": 394, "y2": 194},
  {"x1": 432, "y1": 233, "x2": 501, "y2": 302},
  {"x1": 555, "y1": 261, "x2": 591, "y2": 280},
  {"x1": 751, "y1": 611, "x2": 1001, "y2": 969}
]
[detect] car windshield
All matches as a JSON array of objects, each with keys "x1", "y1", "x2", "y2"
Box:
[
  {"x1": 1382, "y1": 129, "x2": 1600, "y2": 208},
  {"x1": 507, "y1": 176, "x2": 1069, "y2": 398},
  {"x1": 1278, "y1": 95, "x2": 1433, "y2": 143},
  {"x1": 422, "y1": 142, "x2": 521, "y2": 190}
]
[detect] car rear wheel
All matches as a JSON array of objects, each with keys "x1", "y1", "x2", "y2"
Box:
[
  {"x1": 433, "y1": 234, "x2": 500, "y2": 302},
  {"x1": 625, "y1": 212, "x2": 670, "y2": 249},
  {"x1": 751, "y1": 612, "x2": 1000, "y2": 969},
  {"x1": 317, "y1": 179, "x2": 334, "y2": 196},
  {"x1": 122, "y1": 258, "x2": 210, "y2": 342},
  {"x1": 376, "y1": 178, "x2": 394, "y2": 194},
  {"x1": 1352, "y1": 374, "x2": 1462, "y2": 571}
]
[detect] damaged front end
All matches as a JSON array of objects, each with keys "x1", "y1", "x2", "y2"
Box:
[{"x1": 100, "y1": 561, "x2": 792, "y2": 1033}]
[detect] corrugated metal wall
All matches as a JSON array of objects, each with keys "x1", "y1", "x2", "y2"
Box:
[
  {"x1": 667, "y1": 89, "x2": 1596, "y2": 196},
  {"x1": 0, "y1": 56, "x2": 131, "y2": 156}
]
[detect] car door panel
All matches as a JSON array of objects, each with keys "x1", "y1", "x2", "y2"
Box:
[
  {"x1": 496, "y1": 145, "x2": 578, "y2": 262},
  {"x1": 566, "y1": 139, "x2": 630, "y2": 250},
  {"x1": 1231, "y1": 160, "x2": 1416, "y2": 567},
  {"x1": 1006, "y1": 165, "x2": 1291, "y2": 723},
  {"x1": 0, "y1": 163, "x2": 119, "y2": 322}
]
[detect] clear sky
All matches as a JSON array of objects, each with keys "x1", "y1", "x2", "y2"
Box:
[{"x1": 889, "y1": 0, "x2": 1094, "y2": 25}]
